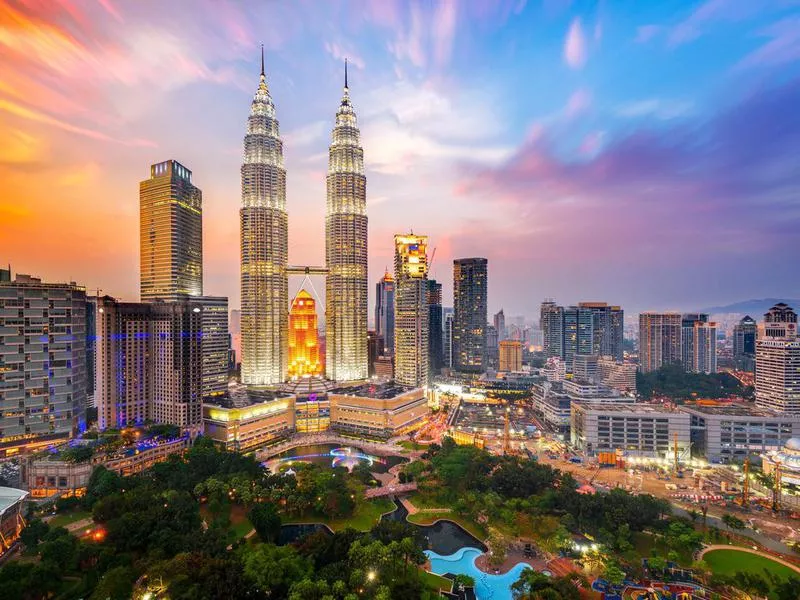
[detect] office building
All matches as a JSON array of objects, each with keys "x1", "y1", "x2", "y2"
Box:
[
  {"x1": 532, "y1": 378, "x2": 628, "y2": 434},
  {"x1": 240, "y1": 51, "x2": 288, "y2": 386},
  {"x1": 499, "y1": 340, "x2": 522, "y2": 373},
  {"x1": 453, "y1": 258, "x2": 488, "y2": 374},
  {"x1": 494, "y1": 309, "x2": 506, "y2": 341},
  {"x1": 230, "y1": 309, "x2": 241, "y2": 368},
  {"x1": 326, "y1": 62, "x2": 368, "y2": 383},
  {"x1": 0, "y1": 275, "x2": 87, "y2": 457},
  {"x1": 755, "y1": 303, "x2": 800, "y2": 414},
  {"x1": 680, "y1": 401, "x2": 800, "y2": 463},
  {"x1": 638, "y1": 312, "x2": 682, "y2": 373},
  {"x1": 597, "y1": 356, "x2": 637, "y2": 392},
  {"x1": 540, "y1": 300, "x2": 564, "y2": 358},
  {"x1": 394, "y1": 234, "x2": 429, "y2": 387},
  {"x1": 96, "y1": 296, "x2": 203, "y2": 434},
  {"x1": 288, "y1": 290, "x2": 322, "y2": 379},
  {"x1": 199, "y1": 296, "x2": 229, "y2": 398},
  {"x1": 375, "y1": 270, "x2": 395, "y2": 356},
  {"x1": 573, "y1": 354, "x2": 599, "y2": 382},
  {"x1": 571, "y1": 403, "x2": 690, "y2": 458},
  {"x1": 443, "y1": 308, "x2": 454, "y2": 369},
  {"x1": 140, "y1": 160, "x2": 203, "y2": 301},
  {"x1": 681, "y1": 314, "x2": 717, "y2": 374},
  {"x1": 427, "y1": 279, "x2": 443, "y2": 377},
  {"x1": 734, "y1": 315, "x2": 757, "y2": 370}
]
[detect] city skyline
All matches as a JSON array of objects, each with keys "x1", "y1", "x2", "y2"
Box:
[{"x1": 2, "y1": 0, "x2": 800, "y2": 315}]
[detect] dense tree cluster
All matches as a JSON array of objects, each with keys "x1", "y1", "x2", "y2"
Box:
[{"x1": 636, "y1": 363, "x2": 752, "y2": 400}]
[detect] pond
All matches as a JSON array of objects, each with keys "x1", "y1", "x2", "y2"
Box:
[
  {"x1": 426, "y1": 547, "x2": 530, "y2": 600},
  {"x1": 265, "y1": 443, "x2": 405, "y2": 475}
]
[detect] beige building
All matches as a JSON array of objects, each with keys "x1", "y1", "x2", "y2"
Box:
[
  {"x1": 140, "y1": 160, "x2": 202, "y2": 301},
  {"x1": 638, "y1": 312, "x2": 682, "y2": 373},
  {"x1": 329, "y1": 383, "x2": 429, "y2": 439},
  {"x1": 597, "y1": 356, "x2": 637, "y2": 392},
  {"x1": 498, "y1": 340, "x2": 522, "y2": 372},
  {"x1": 756, "y1": 303, "x2": 800, "y2": 414}
]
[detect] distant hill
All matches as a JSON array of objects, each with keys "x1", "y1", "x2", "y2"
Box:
[{"x1": 701, "y1": 298, "x2": 800, "y2": 316}]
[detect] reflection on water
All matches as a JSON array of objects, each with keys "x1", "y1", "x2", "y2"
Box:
[
  {"x1": 265, "y1": 443, "x2": 405, "y2": 474},
  {"x1": 383, "y1": 499, "x2": 488, "y2": 555}
]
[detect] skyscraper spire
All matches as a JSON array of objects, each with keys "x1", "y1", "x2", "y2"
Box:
[
  {"x1": 344, "y1": 58, "x2": 348, "y2": 89},
  {"x1": 326, "y1": 57, "x2": 368, "y2": 382},
  {"x1": 260, "y1": 44, "x2": 265, "y2": 77}
]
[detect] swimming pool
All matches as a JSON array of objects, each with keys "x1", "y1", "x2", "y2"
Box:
[{"x1": 425, "y1": 547, "x2": 530, "y2": 600}]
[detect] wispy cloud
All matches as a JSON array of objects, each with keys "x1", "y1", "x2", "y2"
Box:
[
  {"x1": 616, "y1": 98, "x2": 693, "y2": 120},
  {"x1": 736, "y1": 16, "x2": 800, "y2": 69},
  {"x1": 563, "y1": 17, "x2": 587, "y2": 68}
]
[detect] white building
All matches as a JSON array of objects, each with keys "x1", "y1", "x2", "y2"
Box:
[
  {"x1": 680, "y1": 402, "x2": 800, "y2": 463},
  {"x1": 755, "y1": 303, "x2": 800, "y2": 414},
  {"x1": 532, "y1": 380, "x2": 630, "y2": 435},
  {"x1": 571, "y1": 402, "x2": 690, "y2": 459}
]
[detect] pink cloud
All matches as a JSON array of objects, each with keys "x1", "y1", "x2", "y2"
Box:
[
  {"x1": 736, "y1": 16, "x2": 800, "y2": 69},
  {"x1": 565, "y1": 88, "x2": 591, "y2": 117},
  {"x1": 432, "y1": 0, "x2": 458, "y2": 67},
  {"x1": 563, "y1": 18, "x2": 587, "y2": 69}
]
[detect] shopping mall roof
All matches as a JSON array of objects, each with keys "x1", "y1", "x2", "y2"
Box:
[
  {"x1": 328, "y1": 381, "x2": 415, "y2": 399},
  {"x1": 0, "y1": 487, "x2": 28, "y2": 518},
  {"x1": 681, "y1": 402, "x2": 799, "y2": 418}
]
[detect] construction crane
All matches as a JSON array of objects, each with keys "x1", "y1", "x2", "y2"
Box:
[
  {"x1": 740, "y1": 457, "x2": 750, "y2": 508},
  {"x1": 772, "y1": 461, "x2": 782, "y2": 512},
  {"x1": 502, "y1": 405, "x2": 511, "y2": 455},
  {"x1": 673, "y1": 431, "x2": 680, "y2": 475}
]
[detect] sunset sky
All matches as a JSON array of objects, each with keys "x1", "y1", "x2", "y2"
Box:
[{"x1": 1, "y1": 0, "x2": 799, "y2": 317}]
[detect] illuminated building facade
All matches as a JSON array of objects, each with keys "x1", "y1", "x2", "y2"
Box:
[
  {"x1": 375, "y1": 270, "x2": 395, "y2": 356},
  {"x1": 453, "y1": 258, "x2": 488, "y2": 374},
  {"x1": 756, "y1": 303, "x2": 800, "y2": 414},
  {"x1": 140, "y1": 160, "x2": 202, "y2": 301},
  {"x1": 96, "y1": 296, "x2": 203, "y2": 434},
  {"x1": 638, "y1": 312, "x2": 682, "y2": 373},
  {"x1": 288, "y1": 290, "x2": 322, "y2": 378},
  {"x1": 0, "y1": 274, "x2": 87, "y2": 458},
  {"x1": 326, "y1": 62, "x2": 368, "y2": 382},
  {"x1": 394, "y1": 234, "x2": 429, "y2": 387},
  {"x1": 240, "y1": 50, "x2": 288, "y2": 386},
  {"x1": 540, "y1": 300, "x2": 564, "y2": 358},
  {"x1": 499, "y1": 340, "x2": 522, "y2": 372}
]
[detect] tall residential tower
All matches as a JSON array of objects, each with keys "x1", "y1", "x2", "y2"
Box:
[
  {"x1": 240, "y1": 49, "x2": 288, "y2": 385},
  {"x1": 326, "y1": 61, "x2": 368, "y2": 382},
  {"x1": 453, "y1": 258, "x2": 488, "y2": 374}
]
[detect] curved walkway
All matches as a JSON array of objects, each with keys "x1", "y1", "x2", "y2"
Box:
[
  {"x1": 698, "y1": 545, "x2": 800, "y2": 575},
  {"x1": 255, "y1": 433, "x2": 409, "y2": 460}
]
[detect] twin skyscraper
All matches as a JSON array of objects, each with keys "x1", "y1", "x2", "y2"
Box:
[{"x1": 240, "y1": 50, "x2": 368, "y2": 386}]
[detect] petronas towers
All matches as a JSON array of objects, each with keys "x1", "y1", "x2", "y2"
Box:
[{"x1": 240, "y1": 52, "x2": 367, "y2": 386}]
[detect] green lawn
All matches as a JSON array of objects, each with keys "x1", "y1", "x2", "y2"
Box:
[
  {"x1": 48, "y1": 510, "x2": 92, "y2": 528},
  {"x1": 420, "y1": 569, "x2": 452, "y2": 593},
  {"x1": 398, "y1": 440, "x2": 424, "y2": 451},
  {"x1": 703, "y1": 549, "x2": 800, "y2": 581},
  {"x1": 286, "y1": 497, "x2": 396, "y2": 532}
]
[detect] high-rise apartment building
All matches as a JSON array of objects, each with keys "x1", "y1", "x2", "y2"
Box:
[
  {"x1": 540, "y1": 300, "x2": 564, "y2": 358},
  {"x1": 375, "y1": 270, "x2": 395, "y2": 356},
  {"x1": 494, "y1": 309, "x2": 506, "y2": 342},
  {"x1": 96, "y1": 296, "x2": 203, "y2": 433},
  {"x1": 499, "y1": 340, "x2": 522, "y2": 372},
  {"x1": 240, "y1": 52, "x2": 288, "y2": 386},
  {"x1": 756, "y1": 303, "x2": 800, "y2": 414},
  {"x1": 86, "y1": 297, "x2": 97, "y2": 409},
  {"x1": 0, "y1": 275, "x2": 87, "y2": 456},
  {"x1": 681, "y1": 314, "x2": 717, "y2": 374},
  {"x1": 638, "y1": 312, "x2": 682, "y2": 373},
  {"x1": 140, "y1": 160, "x2": 202, "y2": 301},
  {"x1": 542, "y1": 301, "x2": 623, "y2": 368},
  {"x1": 453, "y1": 258, "x2": 488, "y2": 374},
  {"x1": 443, "y1": 308, "x2": 454, "y2": 369},
  {"x1": 287, "y1": 290, "x2": 322, "y2": 378},
  {"x1": 394, "y1": 235, "x2": 429, "y2": 387},
  {"x1": 427, "y1": 279, "x2": 443, "y2": 377},
  {"x1": 485, "y1": 325, "x2": 499, "y2": 370},
  {"x1": 734, "y1": 315, "x2": 757, "y2": 370},
  {"x1": 326, "y1": 63, "x2": 368, "y2": 383}
]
